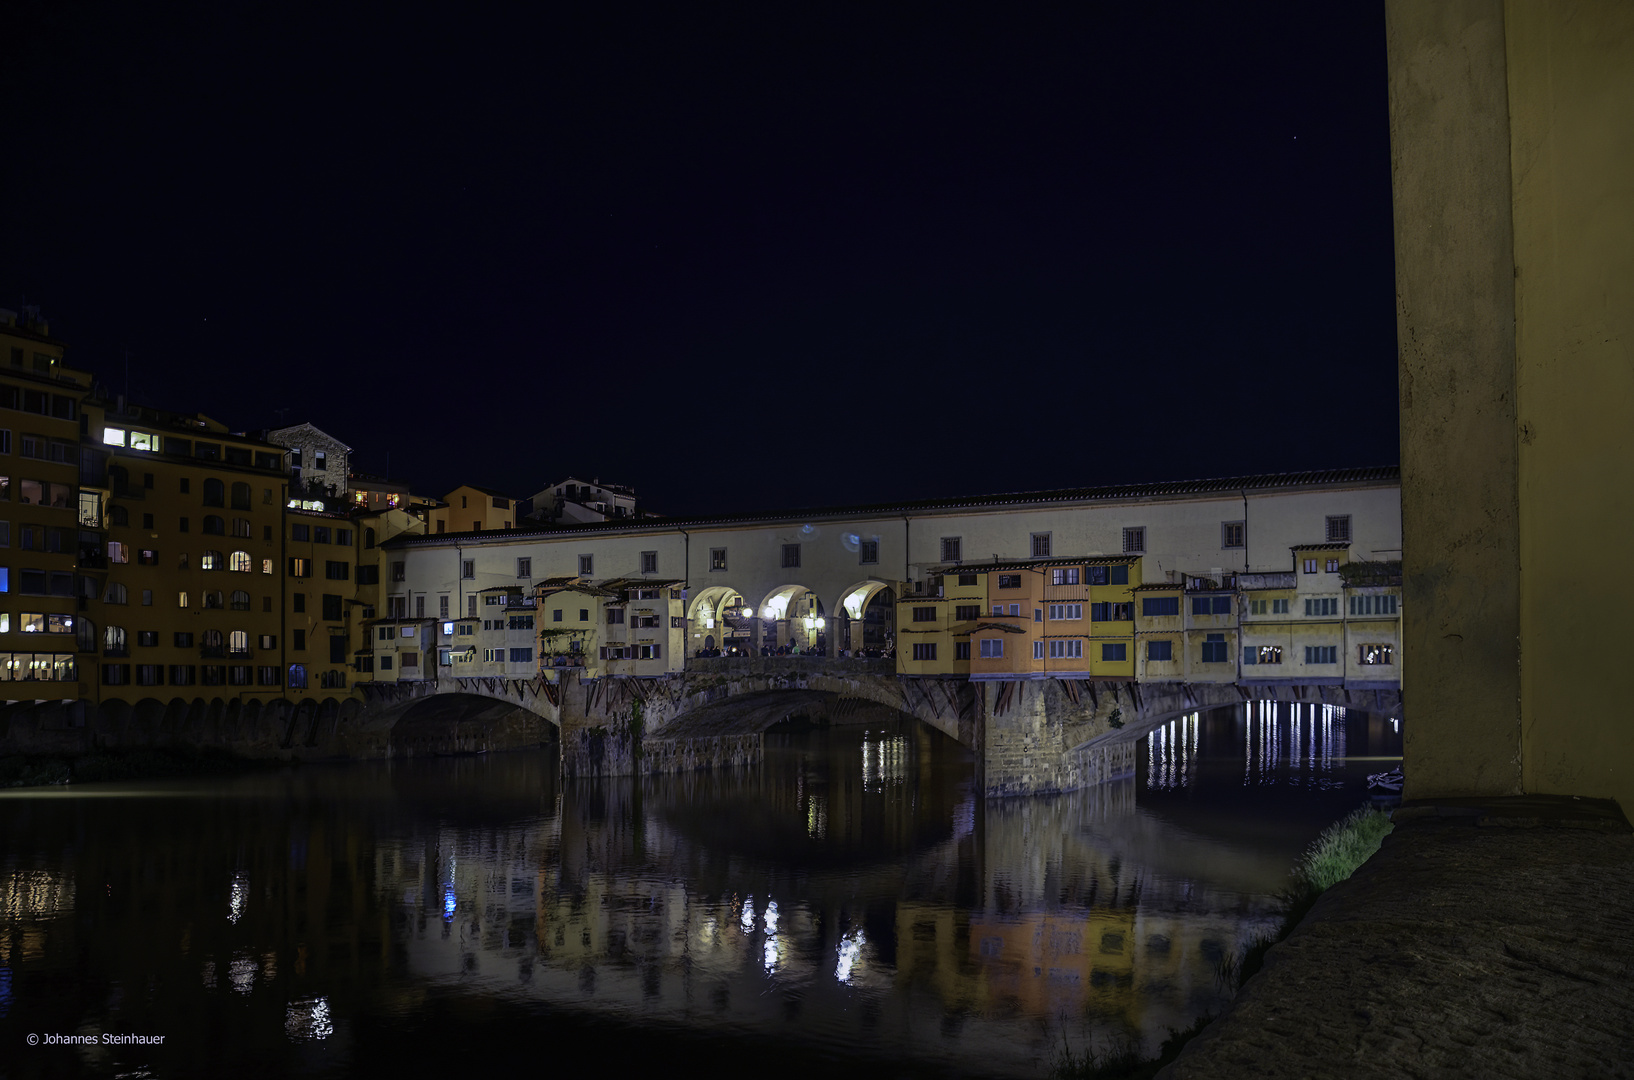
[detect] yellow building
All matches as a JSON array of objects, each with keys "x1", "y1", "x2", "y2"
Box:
[
  {"x1": 1181, "y1": 571, "x2": 1240, "y2": 684},
  {"x1": 82, "y1": 398, "x2": 288, "y2": 702},
  {"x1": 1132, "y1": 579, "x2": 1184, "y2": 682},
  {"x1": 349, "y1": 505, "x2": 428, "y2": 682},
  {"x1": 536, "y1": 578, "x2": 608, "y2": 678},
  {"x1": 963, "y1": 558, "x2": 1140, "y2": 680},
  {"x1": 0, "y1": 313, "x2": 90, "y2": 699},
  {"x1": 895, "y1": 571, "x2": 983, "y2": 677},
  {"x1": 429, "y1": 485, "x2": 516, "y2": 535},
  {"x1": 599, "y1": 578, "x2": 685, "y2": 677},
  {"x1": 283, "y1": 507, "x2": 360, "y2": 695}
]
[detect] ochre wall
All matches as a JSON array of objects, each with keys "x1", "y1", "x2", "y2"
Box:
[
  {"x1": 1387, "y1": 0, "x2": 1523, "y2": 798},
  {"x1": 1506, "y1": 2, "x2": 1634, "y2": 810},
  {"x1": 1389, "y1": 0, "x2": 1634, "y2": 811}
]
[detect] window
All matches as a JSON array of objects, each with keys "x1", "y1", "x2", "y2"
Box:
[
  {"x1": 1100, "y1": 643, "x2": 1126, "y2": 662},
  {"x1": 508, "y1": 648, "x2": 533, "y2": 663},
  {"x1": 912, "y1": 606, "x2": 937, "y2": 622},
  {"x1": 1249, "y1": 598, "x2": 1266, "y2": 615},
  {"x1": 578, "y1": 554, "x2": 593, "y2": 577},
  {"x1": 1302, "y1": 558, "x2": 1319, "y2": 574},
  {"x1": 325, "y1": 561, "x2": 349, "y2": 580},
  {"x1": 955, "y1": 641, "x2": 971, "y2": 660},
  {"x1": 911, "y1": 643, "x2": 937, "y2": 661},
  {"x1": 230, "y1": 482, "x2": 251, "y2": 511},
  {"x1": 517, "y1": 558, "x2": 531, "y2": 578},
  {"x1": 389, "y1": 561, "x2": 406, "y2": 582},
  {"x1": 139, "y1": 549, "x2": 157, "y2": 565},
  {"x1": 1325, "y1": 559, "x2": 1339, "y2": 573},
  {"x1": 1222, "y1": 521, "x2": 1245, "y2": 548},
  {"x1": 710, "y1": 548, "x2": 727, "y2": 571},
  {"x1": 336, "y1": 529, "x2": 352, "y2": 545},
  {"x1": 102, "y1": 625, "x2": 126, "y2": 653},
  {"x1": 940, "y1": 537, "x2": 962, "y2": 563},
  {"x1": 1033, "y1": 640, "x2": 1045, "y2": 660},
  {"x1": 202, "y1": 478, "x2": 224, "y2": 507},
  {"x1": 997, "y1": 574, "x2": 1021, "y2": 590},
  {"x1": 200, "y1": 550, "x2": 223, "y2": 571},
  {"x1": 229, "y1": 550, "x2": 251, "y2": 572},
  {"x1": 606, "y1": 608, "x2": 625, "y2": 625},
  {"x1": 288, "y1": 557, "x2": 311, "y2": 577},
  {"x1": 1141, "y1": 596, "x2": 1180, "y2": 617},
  {"x1": 859, "y1": 540, "x2": 878, "y2": 565},
  {"x1": 1030, "y1": 533, "x2": 1051, "y2": 558},
  {"x1": 461, "y1": 560, "x2": 474, "y2": 579},
  {"x1": 1050, "y1": 567, "x2": 1080, "y2": 586},
  {"x1": 102, "y1": 664, "x2": 130, "y2": 685},
  {"x1": 955, "y1": 604, "x2": 982, "y2": 621},
  {"x1": 1147, "y1": 640, "x2": 1173, "y2": 661},
  {"x1": 1358, "y1": 644, "x2": 1394, "y2": 665},
  {"x1": 467, "y1": 596, "x2": 476, "y2": 617},
  {"x1": 781, "y1": 544, "x2": 800, "y2": 569},
  {"x1": 1304, "y1": 598, "x2": 1339, "y2": 616},
  {"x1": 290, "y1": 523, "x2": 310, "y2": 542},
  {"x1": 438, "y1": 595, "x2": 449, "y2": 618},
  {"x1": 979, "y1": 638, "x2": 1003, "y2": 658},
  {"x1": 1305, "y1": 645, "x2": 1338, "y2": 664},
  {"x1": 292, "y1": 629, "x2": 306, "y2": 651},
  {"x1": 1191, "y1": 596, "x2": 1231, "y2": 615},
  {"x1": 1048, "y1": 604, "x2": 1083, "y2": 620},
  {"x1": 552, "y1": 609, "x2": 562, "y2": 623},
  {"x1": 1349, "y1": 594, "x2": 1399, "y2": 616},
  {"x1": 1201, "y1": 634, "x2": 1228, "y2": 663},
  {"x1": 1273, "y1": 598, "x2": 1290, "y2": 614},
  {"x1": 379, "y1": 655, "x2": 393, "y2": 671},
  {"x1": 1007, "y1": 604, "x2": 1020, "y2": 616},
  {"x1": 1122, "y1": 527, "x2": 1145, "y2": 553},
  {"x1": 288, "y1": 665, "x2": 307, "y2": 689},
  {"x1": 1326, "y1": 516, "x2": 1352, "y2": 543},
  {"x1": 1242, "y1": 645, "x2": 1283, "y2": 665},
  {"x1": 108, "y1": 541, "x2": 129, "y2": 564},
  {"x1": 639, "y1": 551, "x2": 658, "y2": 574}
]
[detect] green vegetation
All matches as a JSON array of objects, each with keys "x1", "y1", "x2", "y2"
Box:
[
  {"x1": 1050, "y1": 805, "x2": 1394, "y2": 1079},
  {"x1": 1339, "y1": 559, "x2": 1403, "y2": 587}
]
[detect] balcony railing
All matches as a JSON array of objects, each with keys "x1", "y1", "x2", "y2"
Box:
[{"x1": 200, "y1": 645, "x2": 226, "y2": 658}]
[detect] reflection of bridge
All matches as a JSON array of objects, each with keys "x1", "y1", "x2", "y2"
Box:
[{"x1": 338, "y1": 659, "x2": 1400, "y2": 798}]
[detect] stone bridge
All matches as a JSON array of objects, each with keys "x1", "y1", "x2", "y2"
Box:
[{"x1": 333, "y1": 659, "x2": 1399, "y2": 798}]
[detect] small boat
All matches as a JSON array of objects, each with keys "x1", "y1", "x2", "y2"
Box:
[{"x1": 1367, "y1": 767, "x2": 1404, "y2": 794}]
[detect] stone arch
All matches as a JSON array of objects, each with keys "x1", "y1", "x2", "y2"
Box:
[
  {"x1": 686, "y1": 585, "x2": 750, "y2": 654},
  {"x1": 751, "y1": 584, "x2": 827, "y2": 652}
]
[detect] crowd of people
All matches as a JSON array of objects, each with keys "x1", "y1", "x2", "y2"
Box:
[{"x1": 693, "y1": 641, "x2": 895, "y2": 660}]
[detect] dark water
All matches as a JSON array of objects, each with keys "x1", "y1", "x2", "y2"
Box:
[{"x1": 0, "y1": 702, "x2": 1400, "y2": 1079}]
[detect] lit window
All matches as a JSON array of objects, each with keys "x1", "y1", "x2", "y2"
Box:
[
  {"x1": 229, "y1": 551, "x2": 251, "y2": 572},
  {"x1": 102, "y1": 427, "x2": 126, "y2": 446}
]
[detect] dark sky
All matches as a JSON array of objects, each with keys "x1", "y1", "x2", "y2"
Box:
[{"x1": 1, "y1": 2, "x2": 1396, "y2": 517}]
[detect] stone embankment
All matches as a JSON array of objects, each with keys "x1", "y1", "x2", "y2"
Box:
[{"x1": 1159, "y1": 796, "x2": 1634, "y2": 1079}]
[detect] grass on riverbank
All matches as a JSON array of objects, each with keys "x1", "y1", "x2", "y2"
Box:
[
  {"x1": 0, "y1": 747, "x2": 272, "y2": 788},
  {"x1": 1051, "y1": 805, "x2": 1395, "y2": 1080}
]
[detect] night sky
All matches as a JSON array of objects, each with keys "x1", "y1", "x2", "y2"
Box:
[{"x1": 1, "y1": 3, "x2": 1397, "y2": 517}]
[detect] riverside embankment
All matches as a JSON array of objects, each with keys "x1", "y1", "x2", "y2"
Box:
[{"x1": 1159, "y1": 796, "x2": 1634, "y2": 1079}]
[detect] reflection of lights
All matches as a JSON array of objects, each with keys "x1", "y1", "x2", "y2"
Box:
[
  {"x1": 229, "y1": 953, "x2": 256, "y2": 995},
  {"x1": 762, "y1": 900, "x2": 781, "y2": 973},
  {"x1": 861, "y1": 732, "x2": 908, "y2": 791},
  {"x1": 740, "y1": 896, "x2": 755, "y2": 934},
  {"x1": 285, "y1": 996, "x2": 334, "y2": 1041},
  {"x1": 228, "y1": 870, "x2": 248, "y2": 924},
  {"x1": 836, "y1": 928, "x2": 866, "y2": 984},
  {"x1": 806, "y1": 795, "x2": 827, "y2": 840},
  {"x1": 443, "y1": 884, "x2": 457, "y2": 921}
]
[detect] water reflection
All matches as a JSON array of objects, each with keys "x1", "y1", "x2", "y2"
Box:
[{"x1": 0, "y1": 705, "x2": 1399, "y2": 1079}]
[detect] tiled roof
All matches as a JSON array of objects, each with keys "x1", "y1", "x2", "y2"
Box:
[{"x1": 392, "y1": 465, "x2": 1399, "y2": 547}]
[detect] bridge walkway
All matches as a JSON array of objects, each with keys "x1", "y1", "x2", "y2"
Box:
[{"x1": 1161, "y1": 796, "x2": 1634, "y2": 1079}]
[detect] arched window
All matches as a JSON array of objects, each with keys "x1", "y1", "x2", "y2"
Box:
[
  {"x1": 364, "y1": 528, "x2": 376, "y2": 549},
  {"x1": 230, "y1": 482, "x2": 251, "y2": 510},
  {"x1": 104, "y1": 582, "x2": 128, "y2": 605},
  {"x1": 76, "y1": 618, "x2": 96, "y2": 653},
  {"x1": 200, "y1": 550, "x2": 221, "y2": 570},
  {"x1": 109, "y1": 505, "x2": 129, "y2": 527},
  {"x1": 103, "y1": 625, "x2": 126, "y2": 653},
  {"x1": 232, "y1": 518, "x2": 251, "y2": 537},
  {"x1": 229, "y1": 551, "x2": 251, "y2": 572},
  {"x1": 229, "y1": 590, "x2": 250, "y2": 611},
  {"x1": 203, "y1": 515, "x2": 225, "y2": 535},
  {"x1": 202, "y1": 629, "x2": 223, "y2": 650},
  {"x1": 202, "y1": 478, "x2": 224, "y2": 507},
  {"x1": 229, "y1": 630, "x2": 248, "y2": 655},
  {"x1": 203, "y1": 590, "x2": 224, "y2": 609},
  {"x1": 288, "y1": 664, "x2": 307, "y2": 689}
]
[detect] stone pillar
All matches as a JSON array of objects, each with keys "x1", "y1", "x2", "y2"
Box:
[{"x1": 1388, "y1": 0, "x2": 1523, "y2": 799}]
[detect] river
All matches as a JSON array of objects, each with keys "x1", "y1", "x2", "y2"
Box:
[{"x1": 0, "y1": 701, "x2": 1401, "y2": 1078}]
